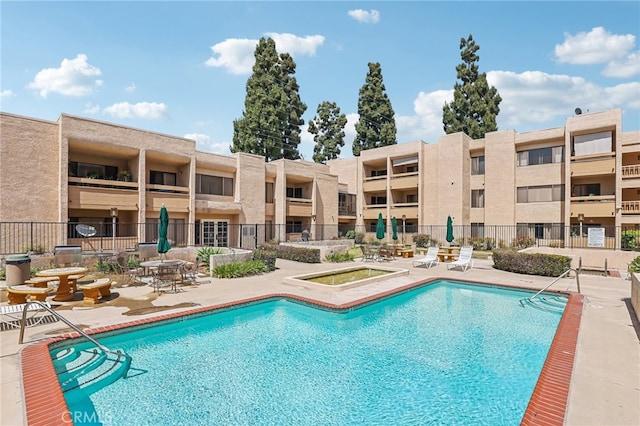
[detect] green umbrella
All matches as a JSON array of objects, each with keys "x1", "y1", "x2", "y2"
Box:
[
  {"x1": 376, "y1": 213, "x2": 385, "y2": 240},
  {"x1": 446, "y1": 215, "x2": 454, "y2": 244},
  {"x1": 391, "y1": 216, "x2": 398, "y2": 241},
  {"x1": 157, "y1": 205, "x2": 171, "y2": 257}
]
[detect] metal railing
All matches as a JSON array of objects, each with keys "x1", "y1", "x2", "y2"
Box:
[{"x1": 18, "y1": 300, "x2": 130, "y2": 360}]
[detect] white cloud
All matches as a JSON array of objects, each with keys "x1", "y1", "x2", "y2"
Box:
[
  {"x1": 264, "y1": 33, "x2": 325, "y2": 57},
  {"x1": 205, "y1": 38, "x2": 257, "y2": 74},
  {"x1": 84, "y1": 102, "x2": 100, "y2": 114},
  {"x1": 205, "y1": 33, "x2": 324, "y2": 75},
  {"x1": 397, "y1": 69, "x2": 640, "y2": 144},
  {"x1": 0, "y1": 89, "x2": 15, "y2": 98},
  {"x1": 27, "y1": 54, "x2": 103, "y2": 97},
  {"x1": 184, "y1": 133, "x2": 231, "y2": 155},
  {"x1": 103, "y1": 101, "x2": 169, "y2": 120},
  {"x1": 555, "y1": 27, "x2": 638, "y2": 78},
  {"x1": 347, "y1": 9, "x2": 380, "y2": 24},
  {"x1": 125, "y1": 82, "x2": 136, "y2": 93},
  {"x1": 602, "y1": 51, "x2": 640, "y2": 78}
]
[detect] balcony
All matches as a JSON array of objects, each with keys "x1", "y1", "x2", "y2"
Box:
[
  {"x1": 622, "y1": 164, "x2": 640, "y2": 178},
  {"x1": 621, "y1": 201, "x2": 640, "y2": 214},
  {"x1": 286, "y1": 198, "x2": 312, "y2": 217},
  {"x1": 570, "y1": 156, "x2": 615, "y2": 177},
  {"x1": 68, "y1": 177, "x2": 139, "y2": 210},
  {"x1": 389, "y1": 173, "x2": 419, "y2": 190},
  {"x1": 571, "y1": 195, "x2": 616, "y2": 217},
  {"x1": 362, "y1": 205, "x2": 387, "y2": 220},
  {"x1": 362, "y1": 176, "x2": 387, "y2": 192},
  {"x1": 145, "y1": 183, "x2": 190, "y2": 212}
]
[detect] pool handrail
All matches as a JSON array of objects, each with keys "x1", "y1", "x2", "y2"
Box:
[
  {"x1": 522, "y1": 268, "x2": 581, "y2": 306},
  {"x1": 17, "y1": 300, "x2": 130, "y2": 360}
]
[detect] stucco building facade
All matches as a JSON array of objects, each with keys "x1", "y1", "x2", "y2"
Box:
[{"x1": 0, "y1": 109, "x2": 638, "y2": 253}]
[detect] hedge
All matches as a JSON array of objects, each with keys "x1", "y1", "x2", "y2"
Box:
[{"x1": 492, "y1": 249, "x2": 571, "y2": 277}]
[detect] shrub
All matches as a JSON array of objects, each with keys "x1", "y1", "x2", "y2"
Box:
[
  {"x1": 413, "y1": 234, "x2": 439, "y2": 248},
  {"x1": 621, "y1": 230, "x2": 640, "y2": 251},
  {"x1": 510, "y1": 237, "x2": 536, "y2": 249},
  {"x1": 468, "y1": 237, "x2": 496, "y2": 251},
  {"x1": 628, "y1": 255, "x2": 640, "y2": 274},
  {"x1": 354, "y1": 232, "x2": 365, "y2": 244},
  {"x1": 345, "y1": 230, "x2": 356, "y2": 239},
  {"x1": 325, "y1": 251, "x2": 355, "y2": 262},
  {"x1": 492, "y1": 249, "x2": 571, "y2": 277},
  {"x1": 253, "y1": 248, "x2": 277, "y2": 271},
  {"x1": 212, "y1": 260, "x2": 269, "y2": 278},
  {"x1": 197, "y1": 246, "x2": 226, "y2": 268},
  {"x1": 255, "y1": 243, "x2": 321, "y2": 264}
]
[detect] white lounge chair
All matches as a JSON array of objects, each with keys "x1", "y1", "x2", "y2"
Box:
[
  {"x1": 1, "y1": 301, "x2": 52, "y2": 329},
  {"x1": 447, "y1": 246, "x2": 474, "y2": 271},
  {"x1": 413, "y1": 246, "x2": 439, "y2": 268}
]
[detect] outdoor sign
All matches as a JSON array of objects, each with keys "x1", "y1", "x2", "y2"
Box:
[{"x1": 587, "y1": 227, "x2": 605, "y2": 248}]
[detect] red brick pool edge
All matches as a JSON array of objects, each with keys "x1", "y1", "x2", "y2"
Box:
[{"x1": 20, "y1": 280, "x2": 583, "y2": 425}]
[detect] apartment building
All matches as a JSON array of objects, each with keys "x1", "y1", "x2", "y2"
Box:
[
  {"x1": 328, "y1": 108, "x2": 640, "y2": 248},
  {"x1": 0, "y1": 108, "x2": 638, "y2": 253}
]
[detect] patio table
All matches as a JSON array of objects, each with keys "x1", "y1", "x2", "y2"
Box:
[{"x1": 36, "y1": 266, "x2": 88, "y2": 301}]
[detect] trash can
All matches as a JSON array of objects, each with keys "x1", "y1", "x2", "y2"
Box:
[{"x1": 5, "y1": 254, "x2": 31, "y2": 286}]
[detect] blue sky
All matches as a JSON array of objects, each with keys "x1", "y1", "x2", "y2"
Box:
[{"x1": 2, "y1": 1, "x2": 639, "y2": 160}]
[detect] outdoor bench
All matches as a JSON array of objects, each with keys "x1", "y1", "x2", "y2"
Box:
[
  {"x1": 7, "y1": 285, "x2": 54, "y2": 304},
  {"x1": 77, "y1": 278, "x2": 113, "y2": 304}
]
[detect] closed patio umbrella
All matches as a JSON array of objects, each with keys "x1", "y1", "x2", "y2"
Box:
[
  {"x1": 376, "y1": 213, "x2": 385, "y2": 241},
  {"x1": 392, "y1": 217, "x2": 398, "y2": 242},
  {"x1": 157, "y1": 205, "x2": 171, "y2": 259},
  {"x1": 446, "y1": 215, "x2": 454, "y2": 245}
]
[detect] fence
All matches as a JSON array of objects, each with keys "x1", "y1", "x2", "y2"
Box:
[
  {"x1": 0, "y1": 222, "x2": 339, "y2": 255},
  {"x1": 1, "y1": 221, "x2": 639, "y2": 256}
]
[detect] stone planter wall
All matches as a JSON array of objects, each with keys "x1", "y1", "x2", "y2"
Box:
[{"x1": 209, "y1": 248, "x2": 253, "y2": 276}]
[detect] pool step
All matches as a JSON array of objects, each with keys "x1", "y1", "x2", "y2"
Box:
[
  {"x1": 51, "y1": 347, "x2": 131, "y2": 393},
  {"x1": 521, "y1": 295, "x2": 567, "y2": 313}
]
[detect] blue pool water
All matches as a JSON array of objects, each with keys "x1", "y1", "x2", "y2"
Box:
[{"x1": 52, "y1": 280, "x2": 566, "y2": 425}]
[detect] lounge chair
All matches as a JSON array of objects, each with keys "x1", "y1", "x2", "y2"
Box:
[
  {"x1": 1, "y1": 301, "x2": 52, "y2": 329},
  {"x1": 413, "y1": 246, "x2": 439, "y2": 268},
  {"x1": 361, "y1": 245, "x2": 376, "y2": 262},
  {"x1": 446, "y1": 246, "x2": 474, "y2": 271}
]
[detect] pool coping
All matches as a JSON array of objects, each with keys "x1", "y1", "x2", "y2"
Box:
[{"x1": 20, "y1": 277, "x2": 583, "y2": 425}]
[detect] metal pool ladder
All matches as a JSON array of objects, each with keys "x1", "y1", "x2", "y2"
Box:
[
  {"x1": 17, "y1": 300, "x2": 130, "y2": 360},
  {"x1": 519, "y1": 268, "x2": 580, "y2": 308}
]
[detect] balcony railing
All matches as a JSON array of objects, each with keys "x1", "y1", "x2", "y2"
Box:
[
  {"x1": 621, "y1": 200, "x2": 640, "y2": 214},
  {"x1": 622, "y1": 164, "x2": 640, "y2": 178}
]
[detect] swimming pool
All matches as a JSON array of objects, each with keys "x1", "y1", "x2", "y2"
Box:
[{"x1": 22, "y1": 278, "x2": 582, "y2": 425}]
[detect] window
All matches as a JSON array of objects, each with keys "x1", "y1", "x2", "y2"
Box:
[
  {"x1": 150, "y1": 170, "x2": 176, "y2": 186},
  {"x1": 517, "y1": 185, "x2": 565, "y2": 203},
  {"x1": 338, "y1": 193, "x2": 356, "y2": 215},
  {"x1": 406, "y1": 165, "x2": 418, "y2": 173},
  {"x1": 572, "y1": 183, "x2": 600, "y2": 197},
  {"x1": 286, "y1": 221, "x2": 302, "y2": 233},
  {"x1": 371, "y1": 169, "x2": 387, "y2": 177},
  {"x1": 471, "y1": 156, "x2": 485, "y2": 175},
  {"x1": 69, "y1": 162, "x2": 118, "y2": 180},
  {"x1": 471, "y1": 223, "x2": 484, "y2": 238},
  {"x1": 196, "y1": 174, "x2": 234, "y2": 196},
  {"x1": 371, "y1": 196, "x2": 386, "y2": 205},
  {"x1": 265, "y1": 182, "x2": 274, "y2": 203},
  {"x1": 471, "y1": 189, "x2": 485, "y2": 208},
  {"x1": 286, "y1": 187, "x2": 303, "y2": 198},
  {"x1": 517, "y1": 146, "x2": 564, "y2": 166},
  {"x1": 406, "y1": 194, "x2": 418, "y2": 203},
  {"x1": 518, "y1": 223, "x2": 564, "y2": 239},
  {"x1": 572, "y1": 131, "x2": 612, "y2": 156}
]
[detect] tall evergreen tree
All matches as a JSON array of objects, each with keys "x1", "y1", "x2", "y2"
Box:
[
  {"x1": 232, "y1": 37, "x2": 306, "y2": 161},
  {"x1": 352, "y1": 62, "x2": 397, "y2": 156},
  {"x1": 308, "y1": 101, "x2": 347, "y2": 164},
  {"x1": 442, "y1": 34, "x2": 502, "y2": 139}
]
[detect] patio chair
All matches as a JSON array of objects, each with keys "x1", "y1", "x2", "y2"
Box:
[
  {"x1": 151, "y1": 264, "x2": 180, "y2": 294},
  {"x1": 361, "y1": 245, "x2": 376, "y2": 262},
  {"x1": 180, "y1": 257, "x2": 201, "y2": 283},
  {"x1": 413, "y1": 246, "x2": 440, "y2": 268},
  {"x1": 113, "y1": 252, "x2": 143, "y2": 285},
  {"x1": 1, "y1": 301, "x2": 53, "y2": 329},
  {"x1": 446, "y1": 246, "x2": 474, "y2": 271},
  {"x1": 378, "y1": 245, "x2": 394, "y2": 261}
]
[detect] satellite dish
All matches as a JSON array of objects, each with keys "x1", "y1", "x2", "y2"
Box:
[
  {"x1": 575, "y1": 108, "x2": 582, "y2": 115},
  {"x1": 76, "y1": 224, "x2": 97, "y2": 237}
]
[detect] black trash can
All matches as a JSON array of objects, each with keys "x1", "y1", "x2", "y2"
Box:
[{"x1": 6, "y1": 254, "x2": 31, "y2": 286}]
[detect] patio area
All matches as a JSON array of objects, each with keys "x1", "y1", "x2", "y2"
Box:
[{"x1": 1, "y1": 255, "x2": 638, "y2": 425}]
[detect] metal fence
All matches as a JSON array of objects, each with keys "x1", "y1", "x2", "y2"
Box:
[{"x1": 1, "y1": 221, "x2": 639, "y2": 256}]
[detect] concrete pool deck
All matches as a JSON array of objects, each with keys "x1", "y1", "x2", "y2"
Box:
[{"x1": 1, "y1": 256, "x2": 638, "y2": 425}]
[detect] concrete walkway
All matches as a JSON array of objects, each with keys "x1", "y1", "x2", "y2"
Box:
[{"x1": 1, "y1": 257, "x2": 638, "y2": 425}]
